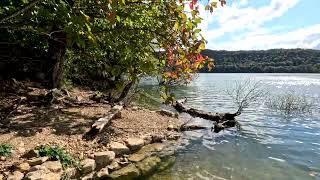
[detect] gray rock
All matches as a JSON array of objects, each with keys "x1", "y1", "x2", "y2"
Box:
[
  {"x1": 94, "y1": 151, "x2": 115, "y2": 169},
  {"x1": 96, "y1": 167, "x2": 109, "y2": 178},
  {"x1": 7, "y1": 171, "x2": 24, "y2": 180},
  {"x1": 80, "y1": 158, "x2": 96, "y2": 175},
  {"x1": 109, "y1": 164, "x2": 140, "y2": 179},
  {"x1": 125, "y1": 138, "x2": 144, "y2": 151},
  {"x1": 41, "y1": 161, "x2": 62, "y2": 173},
  {"x1": 109, "y1": 142, "x2": 130, "y2": 155},
  {"x1": 27, "y1": 157, "x2": 49, "y2": 166}
]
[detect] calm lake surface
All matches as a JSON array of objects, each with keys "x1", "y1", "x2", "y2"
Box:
[{"x1": 140, "y1": 73, "x2": 320, "y2": 180}]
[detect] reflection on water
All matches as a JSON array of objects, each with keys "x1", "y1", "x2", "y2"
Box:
[{"x1": 141, "y1": 74, "x2": 320, "y2": 180}]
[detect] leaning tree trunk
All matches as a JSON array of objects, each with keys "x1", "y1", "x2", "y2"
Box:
[
  {"x1": 173, "y1": 98, "x2": 239, "y2": 132},
  {"x1": 48, "y1": 28, "x2": 67, "y2": 89}
]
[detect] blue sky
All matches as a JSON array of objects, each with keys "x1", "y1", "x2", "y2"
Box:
[{"x1": 198, "y1": 0, "x2": 320, "y2": 50}]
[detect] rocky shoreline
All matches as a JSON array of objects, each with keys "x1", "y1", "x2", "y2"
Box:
[
  {"x1": 1, "y1": 102, "x2": 184, "y2": 179},
  {"x1": 1, "y1": 139, "x2": 178, "y2": 180}
]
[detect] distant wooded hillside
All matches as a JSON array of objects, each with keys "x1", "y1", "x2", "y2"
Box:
[{"x1": 200, "y1": 49, "x2": 320, "y2": 73}]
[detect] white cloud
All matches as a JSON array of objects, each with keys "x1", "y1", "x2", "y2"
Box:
[
  {"x1": 209, "y1": 24, "x2": 320, "y2": 50},
  {"x1": 197, "y1": 0, "x2": 317, "y2": 50},
  {"x1": 202, "y1": 0, "x2": 300, "y2": 41}
]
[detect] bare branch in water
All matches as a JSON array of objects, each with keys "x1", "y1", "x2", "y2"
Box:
[{"x1": 226, "y1": 79, "x2": 266, "y2": 115}]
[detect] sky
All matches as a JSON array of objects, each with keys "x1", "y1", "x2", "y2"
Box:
[{"x1": 198, "y1": 0, "x2": 320, "y2": 50}]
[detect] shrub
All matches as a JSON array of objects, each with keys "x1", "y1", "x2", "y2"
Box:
[
  {"x1": 0, "y1": 144, "x2": 13, "y2": 157},
  {"x1": 37, "y1": 145, "x2": 77, "y2": 168}
]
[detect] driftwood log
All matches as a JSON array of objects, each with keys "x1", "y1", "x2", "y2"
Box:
[
  {"x1": 173, "y1": 98, "x2": 239, "y2": 133},
  {"x1": 83, "y1": 105, "x2": 123, "y2": 140}
]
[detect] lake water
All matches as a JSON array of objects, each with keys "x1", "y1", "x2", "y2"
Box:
[{"x1": 139, "y1": 73, "x2": 320, "y2": 180}]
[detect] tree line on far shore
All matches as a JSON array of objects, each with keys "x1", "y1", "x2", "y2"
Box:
[{"x1": 200, "y1": 49, "x2": 320, "y2": 73}]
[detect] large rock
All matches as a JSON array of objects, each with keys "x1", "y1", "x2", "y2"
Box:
[
  {"x1": 24, "y1": 169, "x2": 61, "y2": 180},
  {"x1": 128, "y1": 143, "x2": 166, "y2": 162},
  {"x1": 96, "y1": 167, "x2": 109, "y2": 179},
  {"x1": 109, "y1": 142, "x2": 130, "y2": 155},
  {"x1": 125, "y1": 138, "x2": 144, "y2": 151},
  {"x1": 64, "y1": 167, "x2": 80, "y2": 179},
  {"x1": 41, "y1": 161, "x2": 62, "y2": 173},
  {"x1": 7, "y1": 171, "x2": 24, "y2": 180},
  {"x1": 27, "y1": 157, "x2": 49, "y2": 166},
  {"x1": 15, "y1": 162, "x2": 30, "y2": 172},
  {"x1": 80, "y1": 158, "x2": 96, "y2": 175},
  {"x1": 109, "y1": 164, "x2": 140, "y2": 179},
  {"x1": 136, "y1": 156, "x2": 161, "y2": 176},
  {"x1": 94, "y1": 151, "x2": 115, "y2": 169}
]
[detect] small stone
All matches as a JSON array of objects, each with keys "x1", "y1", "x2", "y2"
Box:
[
  {"x1": 167, "y1": 124, "x2": 175, "y2": 130},
  {"x1": 96, "y1": 167, "x2": 109, "y2": 178},
  {"x1": 28, "y1": 165, "x2": 47, "y2": 172},
  {"x1": 109, "y1": 164, "x2": 140, "y2": 179},
  {"x1": 94, "y1": 151, "x2": 115, "y2": 169},
  {"x1": 107, "y1": 161, "x2": 120, "y2": 171},
  {"x1": 131, "y1": 106, "x2": 139, "y2": 111},
  {"x1": 0, "y1": 156, "x2": 6, "y2": 161},
  {"x1": 7, "y1": 171, "x2": 24, "y2": 180},
  {"x1": 22, "y1": 150, "x2": 39, "y2": 159},
  {"x1": 81, "y1": 172, "x2": 95, "y2": 180},
  {"x1": 125, "y1": 138, "x2": 145, "y2": 151},
  {"x1": 17, "y1": 147, "x2": 26, "y2": 154},
  {"x1": 0, "y1": 174, "x2": 4, "y2": 180},
  {"x1": 41, "y1": 161, "x2": 62, "y2": 173},
  {"x1": 152, "y1": 135, "x2": 166, "y2": 143},
  {"x1": 80, "y1": 158, "x2": 96, "y2": 175},
  {"x1": 16, "y1": 162, "x2": 30, "y2": 172},
  {"x1": 27, "y1": 157, "x2": 49, "y2": 166},
  {"x1": 143, "y1": 135, "x2": 152, "y2": 145},
  {"x1": 167, "y1": 133, "x2": 181, "y2": 140},
  {"x1": 109, "y1": 142, "x2": 130, "y2": 155}
]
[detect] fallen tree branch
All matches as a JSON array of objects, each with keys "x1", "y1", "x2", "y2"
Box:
[
  {"x1": 172, "y1": 98, "x2": 239, "y2": 133},
  {"x1": 83, "y1": 105, "x2": 123, "y2": 140}
]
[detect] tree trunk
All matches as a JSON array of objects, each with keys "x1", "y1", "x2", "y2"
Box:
[{"x1": 48, "y1": 28, "x2": 67, "y2": 89}]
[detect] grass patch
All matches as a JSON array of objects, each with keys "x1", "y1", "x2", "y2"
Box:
[{"x1": 0, "y1": 144, "x2": 13, "y2": 157}]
